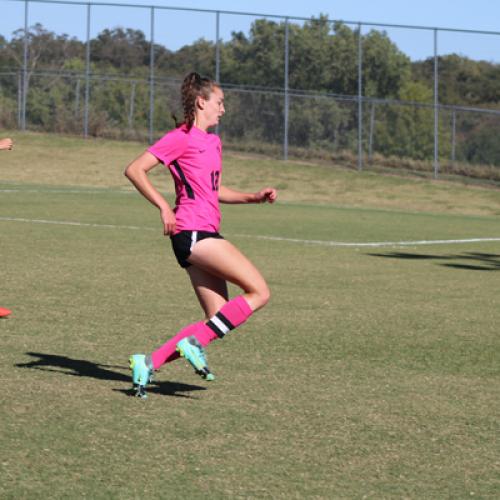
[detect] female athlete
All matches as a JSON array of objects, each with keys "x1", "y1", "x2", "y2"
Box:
[{"x1": 125, "y1": 72, "x2": 277, "y2": 398}]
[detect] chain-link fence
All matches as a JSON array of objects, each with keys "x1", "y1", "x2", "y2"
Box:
[{"x1": 1, "y1": 0, "x2": 500, "y2": 181}]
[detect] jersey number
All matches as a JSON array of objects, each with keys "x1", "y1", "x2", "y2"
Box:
[{"x1": 210, "y1": 171, "x2": 220, "y2": 191}]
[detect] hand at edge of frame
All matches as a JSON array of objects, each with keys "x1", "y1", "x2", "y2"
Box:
[{"x1": 0, "y1": 138, "x2": 13, "y2": 151}]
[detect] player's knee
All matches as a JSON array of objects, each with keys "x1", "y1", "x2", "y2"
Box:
[{"x1": 256, "y1": 283, "x2": 271, "y2": 309}]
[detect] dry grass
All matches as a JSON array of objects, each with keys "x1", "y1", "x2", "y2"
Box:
[
  {"x1": 1, "y1": 130, "x2": 499, "y2": 218},
  {"x1": 0, "y1": 131, "x2": 499, "y2": 497}
]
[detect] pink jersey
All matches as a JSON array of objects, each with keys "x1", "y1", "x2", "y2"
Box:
[{"x1": 148, "y1": 124, "x2": 222, "y2": 233}]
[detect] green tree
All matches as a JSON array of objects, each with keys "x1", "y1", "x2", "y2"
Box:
[
  {"x1": 362, "y1": 29, "x2": 411, "y2": 98},
  {"x1": 91, "y1": 28, "x2": 150, "y2": 72},
  {"x1": 413, "y1": 54, "x2": 500, "y2": 105},
  {"x1": 373, "y1": 81, "x2": 434, "y2": 159}
]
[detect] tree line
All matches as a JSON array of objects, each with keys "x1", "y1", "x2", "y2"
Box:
[{"x1": 1, "y1": 16, "x2": 499, "y2": 167}]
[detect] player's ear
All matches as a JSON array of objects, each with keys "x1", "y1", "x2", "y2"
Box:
[{"x1": 196, "y1": 95, "x2": 205, "y2": 110}]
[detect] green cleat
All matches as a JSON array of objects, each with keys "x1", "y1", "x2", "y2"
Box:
[
  {"x1": 176, "y1": 336, "x2": 215, "y2": 381},
  {"x1": 129, "y1": 354, "x2": 153, "y2": 398}
]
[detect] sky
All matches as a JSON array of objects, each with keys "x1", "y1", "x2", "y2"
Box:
[{"x1": 2, "y1": 0, "x2": 500, "y2": 62}]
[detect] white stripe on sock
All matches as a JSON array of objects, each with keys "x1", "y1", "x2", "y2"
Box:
[{"x1": 210, "y1": 315, "x2": 230, "y2": 336}]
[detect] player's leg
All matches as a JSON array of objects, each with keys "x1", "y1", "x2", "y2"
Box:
[
  {"x1": 170, "y1": 238, "x2": 269, "y2": 346},
  {"x1": 188, "y1": 237, "x2": 270, "y2": 312},
  {"x1": 150, "y1": 268, "x2": 226, "y2": 380},
  {"x1": 187, "y1": 265, "x2": 229, "y2": 318},
  {"x1": 130, "y1": 259, "x2": 226, "y2": 391},
  {"x1": 129, "y1": 235, "x2": 230, "y2": 395},
  {"x1": 174, "y1": 240, "x2": 271, "y2": 379},
  {"x1": 130, "y1": 237, "x2": 270, "y2": 392}
]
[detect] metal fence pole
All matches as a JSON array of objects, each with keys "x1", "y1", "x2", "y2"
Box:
[
  {"x1": 17, "y1": 71, "x2": 22, "y2": 128},
  {"x1": 84, "y1": 3, "x2": 91, "y2": 138},
  {"x1": 451, "y1": 109, "x2": 456, "y2": 164},
  {"x1": 74, "y1": 78, "x2": 80, "y2": 118},
  {"x1": 368, "y1": 101, "x2": 375, "y2": 162},
  {"x1": 22, "y1": 0, "x2": 29, "y2": 131},
  {"x1": 215, "y1": 11, "x2": 220, "y2": 82},
  {"x1": 148, "y1": 6, "x2": 155, "y2": 144},
  {"x1": 283, "y1": 17, "x2": 289, "y2": 161},
  {"x1": 433, "y1": 28, "x2": 439, "y2": 178},
  {"x1": 357, "y1": 23, "x2": 363, "y2": 171},
  {"x1": 129, "y1": 81, "x2": 136, "y2": 130},
  {"x1": 215, "y1": 11, "x2": 220, "y2": 135}
]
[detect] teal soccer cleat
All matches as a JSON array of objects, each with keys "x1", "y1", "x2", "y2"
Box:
[
  {"x1": 176, "y1": 336, "x2": 215, "y2": 381},
  {"x1": 129, "y1": 354, "x2": 153, "y2": 398}
]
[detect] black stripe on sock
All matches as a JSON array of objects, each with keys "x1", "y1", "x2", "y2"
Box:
[
  {"x1": 207, "y1": 320, "x2": 225, "y2": 339},
  {"x1": 216, "y1": 312, "x2": 235, "y2": 331}
]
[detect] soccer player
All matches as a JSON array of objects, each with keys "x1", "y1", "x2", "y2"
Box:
[{"x1": 124, "y1": 72, "x2": 277, "y2": 398}]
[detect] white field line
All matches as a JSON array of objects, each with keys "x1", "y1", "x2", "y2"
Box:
[
  {"x1": 1, "y1": 216, "x2": 499, "y2": 248},
  {"x1": 234, "y1": 233, "x2": 500, "y2": 247},
  {"x1": 0, "y1": 217, "x2": 150, "y2": 231},
  {"x1": 0, "y1": 188, "x2": 134, "y2": 195}
]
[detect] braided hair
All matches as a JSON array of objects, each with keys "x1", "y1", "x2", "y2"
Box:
[{"x1": 179, "y1": 72, "x2": 218, "y2": 129}]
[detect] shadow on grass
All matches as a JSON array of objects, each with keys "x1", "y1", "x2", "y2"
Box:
[
  {"x1": 16, "y1": 352, "x2": 206, "y2": 398},
  {"x1": 367, "y1": 251, "x2": 500, "y2": 271}
]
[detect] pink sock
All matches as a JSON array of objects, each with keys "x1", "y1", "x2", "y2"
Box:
[
  {"x1": 150, "y1": 296, "x2": 253, "y2": 370},
  {"x1": 202, "y1": 295, "x2": 253, "y2": 340},
  {"x1": 150, "y1": 322, "x2": 199, "y2": 370}
]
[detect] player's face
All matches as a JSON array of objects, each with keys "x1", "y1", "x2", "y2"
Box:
[{"x1": 200, "y1": 86, "x2": 225, "y2": 127}]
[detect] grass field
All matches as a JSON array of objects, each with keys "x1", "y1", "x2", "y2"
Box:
[{"x1": 1, "y1": 132, "x2": 499, "y2": 498}]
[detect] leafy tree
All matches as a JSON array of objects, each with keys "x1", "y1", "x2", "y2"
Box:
[
  {"x1": 157, "y1": 38, "x2": 215, "y2": 79},
  {"x1": 90, "y1": 28, "x2": 150, "y2": 71},
  {"x1": 362, "y1": 29, "x2": 411, "y2": 98},
  {"x1": 222, "y1": 19, "x2": 285, "y2": 87},
  {"x1": 288, "y1": 16, "x2": 333, "y2": 90},
  {"x1": 0, "y1": 18, "x2": 499, "y2": 167},
  {"x1": 413, "y1": 54, "x2": 500, "y2": 105},
  {"x1": 373, "y1": 81, "x2": 434, "y2": 159},
  {"x1": 461, "y1": 117, "x2": 500, "y2": 165}
]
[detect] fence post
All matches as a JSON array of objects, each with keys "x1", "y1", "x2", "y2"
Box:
[
  {"x1": 84, "y1": 3, "x2": 91, "y2": 138},
  {"x1": 22, "y1": 0, "x2": 29, "y2": 131},
  {"x1": 129, "y1": 81, "x2": 136, "y2": 130},
  {"x1": 215, "y1": 11, "x2": 220, "y2": 136},
  {"x1": 368, "y1": 101, "x2": 375, "y2": 163},
  {"x1": 283, "y1": 17, "x2": 289, "y2": 161},
  {"x1": 451, "y1": 109, "x2": 456, "y2": 164},
  {"x1": 357, "y1": 23, "x2": 363, "y2": 171},
  {"x1": 148, "y1": 6, "x2": 155, "y2": 144},
  {"x1": 215, "y1": 11, "x2": 220, "y2": 82},
  {"x1": 74, "y1": 78, "x2": 80, "y2": 118},
  {"x1": 17, "y1": 71, "x2": 22, "y2": 128},
  {"x1": 433, "y1": 28, "x2": 439, "y2": 178}
]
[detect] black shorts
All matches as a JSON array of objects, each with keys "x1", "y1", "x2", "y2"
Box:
[{"x1": 170, "y1": 230, "x2": 224, "y2": 268}]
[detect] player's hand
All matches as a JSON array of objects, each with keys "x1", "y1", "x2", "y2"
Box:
[
  {"x1": 0, "y1": 138, "x2": 13, "y2": 151},
  {"x1": 254, "y1": 188, "x2": 277, "y2": 204},
  {"x1": 160, "y1": 207, "x2": 176, "y2": 235}
]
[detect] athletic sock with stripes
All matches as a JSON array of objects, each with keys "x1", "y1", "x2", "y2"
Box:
[
  {"x1": 204, "y1": 295, "x2": 253, "y2": 340},
  {"x1": 150, "y1": 296, "x2": 253, "y2": 370}
]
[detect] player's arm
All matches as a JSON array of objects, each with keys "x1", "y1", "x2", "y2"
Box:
[
  {"x1": 218, "y1": 185, "x2": 277, "y2": 204},
  {"x1": 124, "y1": 151, "x2": 177, "y2": 235}
]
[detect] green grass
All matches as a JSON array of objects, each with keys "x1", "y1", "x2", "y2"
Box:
[{"x1": 1, "y1": 132, "x2": 499, "y2": 498}]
